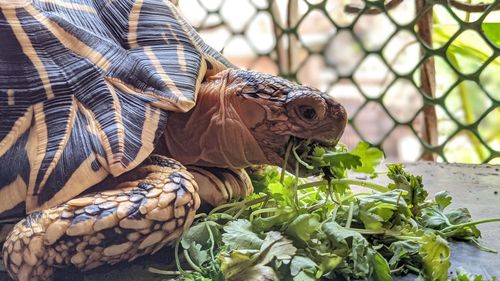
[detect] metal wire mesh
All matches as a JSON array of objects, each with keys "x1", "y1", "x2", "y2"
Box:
[{"x1": 178, "y1": 0, "x2": 499, "y2": 164}]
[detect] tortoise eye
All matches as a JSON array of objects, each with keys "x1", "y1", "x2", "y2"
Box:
[{"x1": 299, "y1": 105, "x2": 317, "y2": 121}]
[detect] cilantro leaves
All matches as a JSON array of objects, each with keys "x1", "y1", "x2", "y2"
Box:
[{"x1": 151, "y1": 141, "x2": 499, "y2": 281}]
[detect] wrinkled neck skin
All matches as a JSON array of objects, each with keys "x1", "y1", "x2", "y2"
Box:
[{"x1": 163, "y1": 71, "x2": 274, "y2": 169}]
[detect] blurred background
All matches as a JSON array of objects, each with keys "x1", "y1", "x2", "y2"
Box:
[{"x1": 177, "y1": 0, "x2": 499, "y2": 164}]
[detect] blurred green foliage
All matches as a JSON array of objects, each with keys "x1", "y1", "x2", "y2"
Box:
[{"x1": 432, "y1": 6, "x2": 499, "y2": 163}]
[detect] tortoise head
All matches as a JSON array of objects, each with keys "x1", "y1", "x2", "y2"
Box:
[{"x1": 163, "y1": 69, "x2": 347, "y2": 172}]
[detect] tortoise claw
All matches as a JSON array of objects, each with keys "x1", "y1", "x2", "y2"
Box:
[{"x1": 2, "y1": 155, "x2": 199, "y2": 281}]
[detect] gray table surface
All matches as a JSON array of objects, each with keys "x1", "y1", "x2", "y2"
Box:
[
  {"x1": 393, "y1": 162, "x2": 500, "y2": 280},
  {"x1": 0, "y1": 162, "x2": 499, "y2": 280}
]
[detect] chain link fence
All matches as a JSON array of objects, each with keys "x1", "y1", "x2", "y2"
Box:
[{"x1": 178, "y1": 0, "x2": 499, "y2": 164}]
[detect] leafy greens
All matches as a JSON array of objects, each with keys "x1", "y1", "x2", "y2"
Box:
[{"x1": 151, "y1": 141, "x2": 499, "y2": 281}]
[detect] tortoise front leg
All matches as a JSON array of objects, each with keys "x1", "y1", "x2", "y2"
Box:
[
  {"x1": 188, "y1": 167, "x2": 253, "y2": 207},
  {"x1": 2, "y1": 156, "x2": 199, "y2": 281}
]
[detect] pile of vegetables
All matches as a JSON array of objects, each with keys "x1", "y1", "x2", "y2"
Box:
[
  {"x1": 0, "y1": 141, "x2": 492, "y2": 280},
  {"x1": 150, "y1": 140, "x2": 498, "y2": 281}
]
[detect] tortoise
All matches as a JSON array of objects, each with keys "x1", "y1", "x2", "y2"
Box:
[{"x1": 0, "y1": 0, "x2": 347, "y2": 280}]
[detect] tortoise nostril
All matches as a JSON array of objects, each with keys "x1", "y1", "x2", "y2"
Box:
[
  {"x1": 298, "y1": 105, "x2": 317, "y2": 121},
  {"x1": 336, "y1": 103, "x2": 348, "y2": 123}
]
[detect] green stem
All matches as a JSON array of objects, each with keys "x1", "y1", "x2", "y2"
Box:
[
  {"x1": 390, "y1": 265, "x2": 405, "y2": 274},
  {"x1": 297, "y1": 179, "x2": 389, "y2": 193},
  {"x1": 194, "y1": 213, "x2": 207, "y2": 220},
  {"x1": 441, "y1": 218, "x2": 500, "y2": 233},
  {"x1": 183, "y1": 249, "x2": 203, "y2": 273},
  {"x1": 174, "y1": 237, "x2": 186, "y2": 276},
  {"x1": 211, "y1": 195, "x2": 270, "y2": 219},
  {"x1": 214, "y1": 195, "x2": 272, "y2": 219},
  {"x1": 331, "y1": 205, "x2": 339, "y2": 221},
  {"x1": 334, "y1": 191, "x2": 342, "y2": 206},
  {"x1": 292, "y1": 145, "x2": 314, "y2": 170},
  {"x1": 232, "y1": 206, "x2": 247, "y2": 219},
  {"x1": 326, "y1": 180, "x2": 334, "y2": 205},
  {"x1": 261, "y1": 195, "x2": 270, "y2": 209},
  {"x1": 148, "y1": 267, "x2": 190, "y2": 275},
  {"x1": 330, "y1": 183, "x2": 343, "y2": 221},
  {"x1": 338, "y1": 179, "x2": 389, "y2": 192},
  {"x1": 294, "y1": 162, "x2": 299, "y2": 207},
  {"x1": 224, "y1": 206, "x2": 245, "y2": 216},
  {"x1": 469, "y1": 238, "x2": 498, "y2": 254},
  {"x1": 346, "y1": 228, "x2": 387, "y2": 235},
  {"x1": 209, "y1": 201, "x2": 243, "y2": 216},
  {"x1": 298, "y1": 190, "x2": 318, "y2": 200},
  {"x1": 409, "y1": 218, "x2": 419, "y2": 229},
  {"x1": 307, "y1": 200, "x2": 328, "y2": 212},
  {"x1": 296, "y1": 180, "x2": 330, "y2": 189},
  {"x1": 281, "y1": 140, "x2": 294, "y2": 183},
  {"x1": 342, "y1": 192, "x2": 372, "y2": 202},
  {"x1": 249, "y1": 207, "x2": 280, "y2": 221},
  {"x1": 311, "y1": 181, "x2": 334, "y2": 215},
  {"x1": 205, "y1": 223, "x2": 216, "y2": 261},
  {"x1": 345, "y1": 202, "x2": 355, "y2": 228},
  {"x1": 244, "y1": 195, "x2": 270, "y2": 208},
  {"x1": 404, "y1": 264, "x2": 421, "y2": 275},
  {"x1": 346, "y1": 228, "x2": 422, "y2": 241}
]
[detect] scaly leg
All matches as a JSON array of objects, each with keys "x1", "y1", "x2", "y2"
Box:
[
  {"x1": 188, "y1": 167, "x2": 253, "y2": 207},
  {"x1": 2, "y1": 155, "x2": 199, "y2": 281}
]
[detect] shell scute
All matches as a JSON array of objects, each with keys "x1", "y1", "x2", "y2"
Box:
[{"x1": 0, "y1": 0, "x2": 229, "y2": 214}]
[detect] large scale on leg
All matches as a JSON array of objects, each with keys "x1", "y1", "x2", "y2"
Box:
[
  {"x1": 3, "y1": 156, "x2": 200, "y2": 280},
  {"x1": 0, "y1": 0, "x2": 348, "y2": 280},
  {"x1": 2, "y1": 156, "x2": 254, "y2": 280}
]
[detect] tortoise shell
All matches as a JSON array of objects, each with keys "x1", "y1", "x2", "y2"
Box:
[{"x1": 0, "y1": 0, "x2": 231, "y2": 215}]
